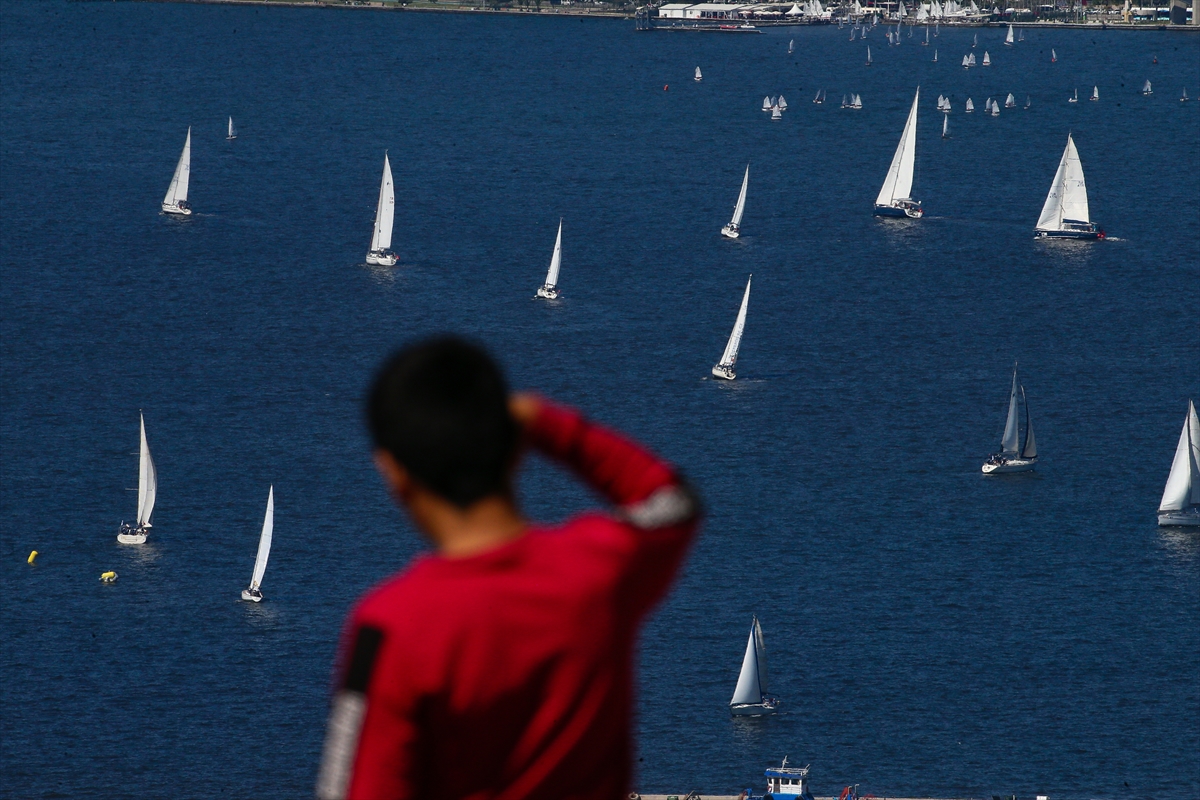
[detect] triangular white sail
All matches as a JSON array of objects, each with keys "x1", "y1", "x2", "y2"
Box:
[
  {"x1": 730, "y1": 165, "x2": 749, "y2": 228},
  {"x1": 876, "y1": 88, "x2": 920, "y2": 207},
  {"x1": 1006, "y1": 93, "x2": 1015, "y2": 107},
  {"x1": 1036, "y1": 134, "x2": 1090, "y2": 232},
  {"x1": 370, "y1": 154, "x2": 396, "y2": 253},
  {"x1": 1021, "y1": 386, "x2": 1037, "y2": 459},
  {"x1": 163, "y1": 128, "x2": 191, "y2": 207},
  {"x1": 1143, "y1": 79, "x2": 1152, "y2": 94},
  {"x1": 1005, "y1": 24, "x2": 1014, "y2": 44},
  {"x1": 1092, "y1": 86, "x2": 1099, "y2": 100},
  {"x1": 695, "y1": 66, "x2": 702, "y2": 81},
  {"x1": 137, "y1": 413, "x2": 157, "y2": 528},
  {"x1": 249, "y1": 486, "x2": 275, "y2": 591},
  {"x1": 718, "y1": 276, "x2": 752, "y2": 368},
  {"x1": 942, "y1": 115, "x2": 949, "y2": 137},
  {"x1": 1000, "y1": 369, "x2": 1020, "y2": 454},
  {"x1": 1160, "y1": 401, "x2": 1200, "y2": 511},
  {"x1": 966, "y1": 98, "x2": 974, "y2": 112},
  {"x1": 227, "y1": 117, "x2": 236, "y2": 139},
  {"x1": 752, "y1": 616, "x2": 769, "y2": 695},
  {"x1": 982, "y1": 51, "x2": 991, "y2": 65},
  {"x1": 866, "y1": 46, "x2": 872, "y2": 63},
  {"x1": 730, "y1": 626, "x2": 762, "y2": 705},
  {"x1": 545, "y1": 219, "x2": 563, "y2": 288}
]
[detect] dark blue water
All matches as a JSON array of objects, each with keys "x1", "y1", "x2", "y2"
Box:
[{"x1": 2, "y1": 3, "x2": 1198, "y2": 797}]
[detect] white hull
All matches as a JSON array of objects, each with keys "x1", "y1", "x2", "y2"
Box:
[
  {"x1": 1158, "y1": 508, "x2": 1200, "y2": 527},
  {"x1": 162, "y1": 202, "x2": 192, "y2": 216},
  {"x1": 721, "y1": 224, "x2": 740, "y2": 239},
  {"x1": 982, "y1": 457, "x2": 1036, "y2": 474},
  {"x1": 241, "y1": 588, "x2": 264, "y2": 602},
  {"x1": 536, "y1": 285, "x2": 559, "y2": 300},
  {"x1": 366, "y1": 250, "x2": 397, "y2": 266},
  {"x1": 712, "y1": 364, "x2": 736, "y2": 380},
  {"x1": 731, "y1": 699, "x2": 778, "y2": 716},
  {"x1": 117, "y1": 531, "x2": 148, "y2": 544}
]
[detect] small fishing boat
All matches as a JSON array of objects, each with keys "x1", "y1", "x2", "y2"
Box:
[
  {"x1": 117, "y1": 413, "x2": 157, "y2": 544},
  {"x1": 729, "y1": 615, "x2": 777, "y2": 715},
  {"x1": 161, "y1": 127, "x2": 192, "y2": 216},
  {"x1": 1068, "y1": 88, "x2": 1078, "y2": 103},
  {"x1": 763, "y1": 96, "x2": 772, "y2": 112},
  {"x1": 241, "y1": 486, "x2": 275, "y2": 602},
  {"x1": 535, "y1": 219, "x2": 564, "y2": 299},
  {"x1": 721, "y1": 165, "x2": 749, "y2": 239},
  {"x1": 1005, "y1": 93, "x2": 1016, "y2": 108},
  {"x1": 764, "y1": 759, "x2": 812, "y2": 798},
  {"x1": 365, "y1": 153, "x2": 397, "y2": 267},
  {"x1": 982, "y1": 50, "x2": 991, "y2": 66},
  {"x1": 778, "y1": 95, "x2": 788, "y2": 111},
  {"x1": 1034, "y1": 133, "x2": 1103, "y2": 239},
  {"x1": 873, "y1": 88, "x2": 923, "y2": 219},
  {"x1": 866, "y1": 45, "x2": 872, "y2": 65},
  {"x1": 1141, "y1": 79, "x2": 1152, "y2": 95},
  {"x1": 226, "y1": 117, "x2": 237, "y2": 140},
  {"x1": 712, "y1": 276, "x2": 751, "y2": 380},
  {"x1": 1090, "y1": 85, "x2": 1099, "y2": 101},
  {"x1": 1004, "y1": 23, "x2": 1014, "y2": 46},
  {"x1": 982, "y1": 366, "x2": 1037, "y2": 474},
  {"x1": 695, "y1": 66, "x2": 703, "y2": 82},
  {"x1": 1157, "y1": 400, "x2": 1200, "y2": 527},
  {"x1": 1051, "y1": 48, "x2": 1057, "y2": 62},
  {"x1": 941, "y1": 114, "x2": 950, "y2": 138},
  {"x1": 965, "y1": 97, "x2": 974, "y2": 113}
]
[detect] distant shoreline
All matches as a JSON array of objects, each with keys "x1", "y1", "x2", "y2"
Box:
[{"x1": 123, "y1": 0, "x2": 1200, "y2": 29}]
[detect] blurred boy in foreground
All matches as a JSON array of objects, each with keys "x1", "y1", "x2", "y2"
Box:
[{"x1": 316, "y1": 337, "x2": 700, "y2": 800}]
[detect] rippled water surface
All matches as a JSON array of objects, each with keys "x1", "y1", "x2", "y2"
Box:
[{"x1": 2, "y1": 3, "x2": 1198, "y2": 797}]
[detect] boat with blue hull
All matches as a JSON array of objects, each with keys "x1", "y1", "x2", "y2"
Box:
[
  {"x1": 741, "y1": 758, "x2": 814, "y2": 799},
  {"x1": 1034, "y1": 134, "x2": 1104, "y2": 240}
]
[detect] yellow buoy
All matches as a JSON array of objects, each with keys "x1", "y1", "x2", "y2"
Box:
[
  {"x1": 100, "y1": 571, "x2": 118, "y2": 583},
  {"x1": 27, "y1": 550, "x2": 38, "y2": 564}
]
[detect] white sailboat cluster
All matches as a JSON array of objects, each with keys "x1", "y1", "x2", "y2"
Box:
[
  {"x1": 118, "y1": 413, "x2": 158, "y2": 544},
  {"x1": 873, "y1": 88, "x2": 923, "y2": 218},
  {"x1": 982, "y1": 366, "x2": 1037, "y2": 474},
  {"x1": 841, "y1": 93, "x2": 863, "y2": 109},
  {"x1": 1158, "y1": 401, "x2": 1200, "y2": 527},
  {"x1": 162, "y1": 128, "x2": 192, "y2": 216},
  {"x1": 937, "y1": 94, "x2": 952, "y2": 113},
  {"x1": 535, "y1": 219, "x2": 563, "y2": 299},
  {"x1": 712, "y1": 275, "x2": 751, "y2": 380},
  {"x1": 242, "y1": 486, "x2": 275, "y2": 602},
  {"x1": 1034, "y1": 134, "x2": 1103, "y2": 239},
  {"x1": 729, "y1": 615, "x2": 778, "y2": 716},
  {"x1": 366, "y1": 153, "x2": 398, "y2": 267},
  {"x1": 962, "y1": 52, "x2": 976, "y2": 69},
  {"x1": 721, "y1": 165, "x2": 749, "y2": 239}
]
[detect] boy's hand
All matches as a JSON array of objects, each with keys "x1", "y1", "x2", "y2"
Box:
[{"x1": 509, "y1": 393, "x2": 543, "y2": 429}]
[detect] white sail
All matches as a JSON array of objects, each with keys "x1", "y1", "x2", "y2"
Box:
[
  {"x1": 370, "y1": 154, "x2": 395, "y2": 253},
  {"x1": 1092, "y1": 86, "x2": 1099, "y2": 100},
  {"x1": 227, "y1": 117, "x2": 236, "y2": 138},
  {"x1": 763, "y1": 96, "x2": 772, "y2": 111},
  {"x1": 1000, "y1": 369, "x2": 1020, "y2": 454},
  {"x1": 1160, "y1": 401, "x2": 1200, "y2": 511},
  {"x1": 545, "y1": 219, "x2": 563, "y2": 288},
  {"x1": 789, "y1": 39, "x2": 795, "y2": 52},
  {"x1": 1021, "y1": 385, "x2": 1037, "y2": 459},
  {"x1": 1051, "y1": 48, "x2": 1057, "y2": 61},
  {"x1": 982, "y1": 50, "x2": 991, "y2": 65},
  {"x1": 966, "y1": 98, "x2": 974, "y2": 112},
  {"x1": 1036, "y1": 134, "x2": 1089, "y2": 231},
  {"x1": 1006, "y1": 93, "x2": 1015, "y2": 107},
  {"x1": 695, "y1": 66, "x2": 702, "y2": 81},
  {"x1": 752, "y1": 616, "x2": 769, "y2": 695},
  {"x1": 163, "y1": 127, "x2": 191, "y2": 207},
  {"x1": 876, "y1": 88, "x2": 919, "y2": 206},
  {"x1": 867, "y1": 45, "x2": 872, "y2": 63},
  {"x1": 718, "y1": 276, "x2": 752, "y2": 368},
  {"x1": 1005, "y1": 24, "x2": 1014, "y2": 44},
  {"x1": 730, "y1": 626, "x2": 762, "y2": 705},
  {"x1": 778, "y1": 95, "x2": 787, "y2": 110},
  {"x1": 1143, "y1": 79, "x2": 1152, "y2": 93},
  {"x1": 942, "y1": 115, "x2": 948, "y2": 137},
  {"x1": 137, "y1": 413, "x2": 157, "y2": 528},
  {"x1": 730, "y1": 165, "x2": 749, "y2": 228},
  {"x1": 249, "y1": 486, "x2": 275, "y2": 591}
]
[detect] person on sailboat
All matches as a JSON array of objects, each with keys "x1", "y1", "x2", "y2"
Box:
[{"x1": 317, "y1": 337, "x2": 701, "y2": 800}]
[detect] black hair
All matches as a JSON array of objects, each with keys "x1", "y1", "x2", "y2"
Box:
[{"x1": 367, "y1": 336, "x2": 518, "y2": 509}]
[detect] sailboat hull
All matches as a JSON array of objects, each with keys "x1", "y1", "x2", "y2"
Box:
[
  {"x1": 1157, "y1": 508, "x2": 1200, "y2": 527},
  {"x1": 161, "y1": 203, "x2": 192, "y2": 216},
  {"x1": 731, "y1": 699, "x2": 778, "y2": 716},
  {"x1": 241, "y1": 589, "x2": 265, "y2": 602},
  {"x1": 721, "y1": 224, "x2": 741, "y2": 239},
  {"x1": 1034, "y1": 227, "x2": 1102, "y2": 240},
  {"x1": 117, "y1": 531, "x2": 148, "y2": 545},
  {"x1": 982, "y1": 457, "x2": 1036, "y2": 474},
  {"x1": 874, "y1": 203, "x2": 923, "y2": 219},
  {"x1": 536, "y1": 286, "x2": 560, "y2": 300},
  {"x1": 712, "y1": 365, "x2": 736, "y2": 380},
  {"x1": 366, "y1": 250, "x2": 398, "y2": 266}
]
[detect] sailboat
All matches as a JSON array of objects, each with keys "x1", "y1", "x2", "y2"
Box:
[
  {"x1": 965, "y1": 97, "x2": 974, "y2": 112},
  {"x1": 982, "y1": 50, "x2": 991, "y2": 66},
  {"x1": 972, "y1": 32, "x2": 978, "y2": 48},
  {"x1": 117, "y1": 413, "x2": 157, "y2": 544},
  {"x1": 535, "y1": 219, "x2": 563, "y2": 299},
  {"x1": 161, "y1": 127, "x2": 192, "y2": 216},
  {"x1": 1004, "y1": 23, "x2": 1014, "y2": 46},
  {"x1": 866, "y1": 45, "x2": 872, "y2": 65},
  {"x1": 241, "y1": 486, "x2": 275, "y2": 602},
  {"x1": 873, "y1": 87, "x2": 923, "y2": 219},
  {"x1": 1090, "y1": 85, "x2": 1099, "y2": 101},
  {"x1": 1005, "y1": 93, "x2": 1016, "y2": 108},
  {"x1": 1068, "y1": 88, "x2": 1079, "y2": 103},
  {"x1": 962, "y1": 54, "x2": 971, "y2": 69},
  {"x1": 1142, "y1": 79, "x2": 1153, "y2": 95},
  {"x1": 789, "y1": 39, "x2": 795, "y2": 53},
  {"x1": 1024, "y1": 95, "x2": 1031, "y2": 109},
  {"x1": 842, "y1": 94, "x2": 850, "y2": 108},
  {"x1": 771, "y1": 104, "x2": 782, "y2": 121},
  {"x1": 942, "y1": 115, "x2": 950, "y2": 138},
  {"x1": 729, "y1": 615, "x2": 778, "y2": 715},
  {"x1": 1157, "y1": 400, "x2": 1200, "y2": 527},
  {"x1": 851, "y1": 93, "x2": 863, "y2": 109},
  {"x1": 763, "y1": 96, "x2": 773, "y2": 112},
  {"x1": 1034, "y1": 134, "x2": 1103, "y2": 239},
  {"x1": 968, "y1": 52, "x2": 976, "y2": 67},
  {"x1": 695, "y1": 66, "x2": 703, "y2": 82},
  {"x1": 365, "y1": 153, "x2": 397, "y2": 267},
  {"x1": 813, "y1": 88, "x2": 825, "y2": 104},
  {"x1": 982, "y1": 366, "x2": 1037, "y2": 474},
  {"x1": 778, "y1": 95, "x2": 788, "y2": 111},
  {"x1": 990, "y1": 98, "x2": 1000, "y2": 116},
  {"x1": 1051, "y1": 48, "x2": 1057, "y2": 62},
  {"x1": 1018, "y1": 29, "x2": 1024, "y2": 41},
  {"x1": 721, "y1": 165, "x2": 749, "y2": 239},
  {"x1": 922, "y1": 26, "x2": 929, "y2": 45},
  {"x1": 1182, "y1": 88, "x2": 1189, "y2": 102},
  {"x1": 226, "y1": 117, "x2": 237, "y2": 140},
  {"x1": 932, "y1": 49, "x2": 938, "y2": 62},
  {"x1": 712, "y1": 276, "x2": 751, "y2": 380}
]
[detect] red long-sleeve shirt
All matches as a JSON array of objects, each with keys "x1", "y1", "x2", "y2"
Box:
[{"x1": 316, "y1": 402, "x2": 700, "y2": 800}]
